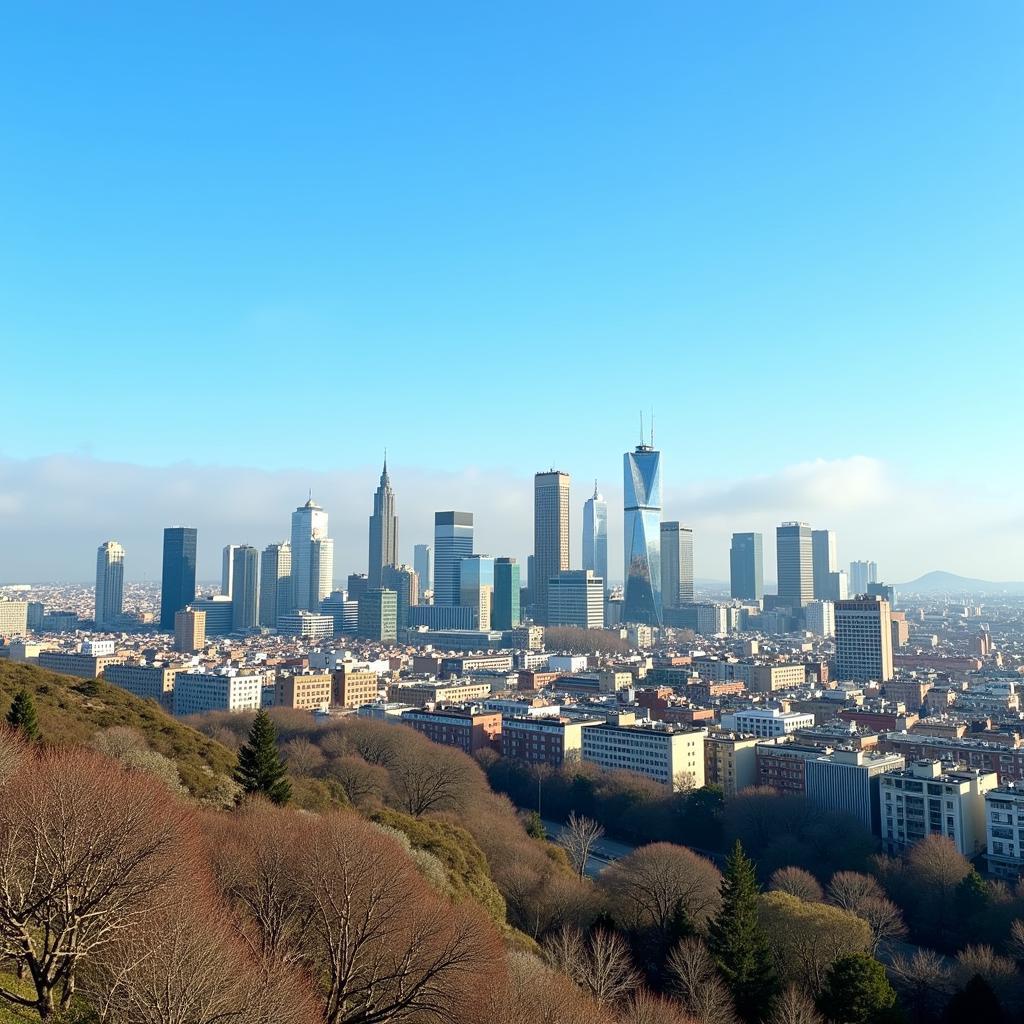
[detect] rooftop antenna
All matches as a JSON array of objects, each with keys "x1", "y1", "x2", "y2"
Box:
[{"x1": 640, "y1": 410, "x2": 645, "y2": 447}]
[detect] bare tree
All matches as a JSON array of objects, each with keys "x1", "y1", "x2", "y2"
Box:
[
  {"x1": 888, "y1": 949, "x2": 954, "y2": 1024},
  {"x1": 858, "y1": 895, "x2": 907, "y2": 953},
  {"x1": 666, "y1": 938, "x2": 738, "y2": 1024},
  {"x1": 0, "y1": 726, "x2": 23, "y2": 786},
  {"x1": 1009, "y1": 918, "x2": 1024, "y2": 964},
  {"x1": 487, "y1": 950, "x2": 616, "y2": 1024},
  {"x1": 558, "y1": 812, "x2": 606, "y2": 879},
  {"x1": 770, "y1": 867, "x2": 824, "y2": 902},
  {"x1": 325, "y1": 754, "x2": 390, "y2": 807},
  {"x1": 766, "y1": 985, "x2": 823, "y2": 1024},
  {"x1": 282, "y1": 736, "x2": 326, "y2": 776},
  {"x1": 0, "y1": 747, "x2": 194, "y2": 1018},
  {"x1": 544, "y1": 926, "x2": 641, "y2": 1006},
  {"x1": 618, "y1": 988, "x2": 696, "y2": 1024},
  {"x1": 826, "y1": 871, "x2": 885, "y2": 912},
  {"x1": 953, "y1": 944, "x2": 1019, "y2": 1005},
  {"x1": 389, "y1": 745, "x2": 477, "y2": 816}
]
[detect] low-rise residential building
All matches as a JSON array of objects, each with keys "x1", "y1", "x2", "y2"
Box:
[
  {"x1": 882, "y1": 760, "x2": 997, "y2": 856},
  {"x1": 0, "y1": 600, "x2": 29, "y2": 636},
  {"x1": 400, "y1": 707, "x2": 501, "y2": 754},
  {"x1": 172, "y1": 670, "x2": 266, "y2": 715},
  {"x1": 440, "y1": 654, "x2": 515, "y2": 678},
  {"x1": 806, "y1": 748, "x2": 906, "y2": 833},
  {"x1": 104, "y1": 662, "x2": 182, "y2": 711},
  {"x1": 275, "y1": 672, "x2": 333, "y2": 710},
  {"x1": 986, "y1": 786, "x2": 1024, "y2": 878},
  {"x1": 580, "y1": 721, "x2": 706, "y2": 790},
  {"x1": 386, "y1": 680, "x2": 494, "y2": 705},
  {"x1": 333, "y1": 668, "x2": 381, "y2": 708},
  {"x1": 500, "y1": 715, "x2": 599, "y2": 767},
  {"x1": 755, "y1": 739, "x2": 830, "y2": 795},
  {"x1": 38, "y1": 649, "x2": 125, "y2": 679},
  {"x1": 880, "y1": 731, "x2": 1024, "y2": 785},
  {"x1": 720, "y1": 707, "x2": 815, "y2": 738}
]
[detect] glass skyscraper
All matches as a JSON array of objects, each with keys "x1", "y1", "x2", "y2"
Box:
[
  {"x1": 94, "y1": 540, "x2": 125, "y2": 629},
  {"x1": 492, "y1": 556, "x2": 521, "y2": 630},
  {"x1": 660, "y1": 522, "x2": 694, "y2": 607},
  {"x1": 623, "y1": 444, "x2": 662, "y2": 626},
  {"x1": 160, "y1": 526, "x2": 197, "y2": 629},
  {"x1": 777, "y1": 521, "x2": 814, "y2": 608},
  {"x1": 534, "y1": 470, "x2": 570, "y2": 624},
  {"x1": 290, "y1": 498, "x2": 330, "y2": 612},
  {"x1": 730, "y1": 532, "x2": 764, "y2": 600},
  {"x1": 433, "y1": 511, "x2": 473, "y2": 607},
  {"x1": 582, "y1": 481, "x2": 608, "y2": 588}
]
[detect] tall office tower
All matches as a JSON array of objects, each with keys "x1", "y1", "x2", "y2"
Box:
[
  {"x1": 548, "y1": 570, "x2": 605, "y2": 629},
  {"x1": 660, "y1": 522, "x2": 694, "y2": 608},
  {"x1": 221, "y1": 544, "x2": 240, "y2": 598},
  {"x1": 805, "y1": 600, "x2": 836, "y2": 638},
  {"x1": 259, "y1": 542, "x2": 291, "y2": 628},
  {"x1": 357, "y1": 589, "x2": 398, "y2": 643},
  {"x1": 413, "y1": 544, "x2": 432, "y2": 595},
  {"x1": 347, "y1": 573, "x2": 369, "y2": 602},
  {"x1": 776, "y1": 522, "x2": 814, "y2": 608},
  {"x1": 826, "y1": 570, "x2": 849, "y2": 602},
  {"x1": 94, "y1": 540, "x2": 125, "y2": 628},
  {"x1": 311, "y1": 537, "x2": 334, "y2": 607},
  {"x1": 811, "y1": 529, "x2": 837, "y2": 600},
  {"x1": 367, "y1": 456, "x2": 398, "y2": 588},
  {"x1": 434, "y1": 512, "x2": 473, "y2": 607},
  {"x1": 381, "y1": 564, "x2": 419, "y2": 630},
  {"x1": 623, "y1": 442, "x2": 663, "y2": 626},
  {"x1": 459, "y1": 555, "x2": 495, "y2": 630},
  {"x1": 582, "y1": 482, "x2": 609, "y2": 587},
  {"x1": 534, "y1": 470, "x2": 571, "y2": 624},
  {"x1": 230, "y1": 545, "x2": 260, "y2": 631},
  {"x1": 849, "y1": 560, "x2": 879, "y2": 597},
  {"x1": 730, "y1": 532, "x2": 764, "y2": 600},
  {"x1": 526, "y1": 555, "x2": 535, "y2": 604},
  {"x1": 290, "y1": 498, "x2": 329, "y2": 611},
  {"x1": 492, "y1": 557, "x2": 521, "y2": 630},
  {"x1": 835, "y1": 597, "x2": 894, "y2": 682},
  {"x1": 160, "y1": 527, "x2": 197, "y2": 629},
  {"x1": 174, "y1": 607, "x2": 206, "y2": 654}
]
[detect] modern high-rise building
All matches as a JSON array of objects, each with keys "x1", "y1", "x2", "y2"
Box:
[
  {"x1": 811, "y1": 529, "x2": 837, "y2": 600},
  {"x1": 623, "y1": 443, "x2": 662, "y2": 626},
  {"x1": 174, "y1": 607, "x2": 206, "y2": 653},
  {"x1": 730, "y1": 533, "x2": 763, "y2": 601},
  {"x1": 311, "y1": 537, "x2": 334, "y2": 608},
  {"x1": 221, "y1": 544, "x2": 240, "y2": 598},
  {"x1": 805, "y1": 600, "x2": 836, "y2": 638},
  {"x1": 357, "y1": 588, "x2": 398, "y2": 643},
  {"x1": 381, "y1": 564, "x2": 419, "y2": 630},
  {"x1": 492, "y1": 557, "x2": 521, "y2": 630},
  {"x1": 94, "y1": 540, "x2": 125, "y2": 628},
  {"x1": 459, "y1": 555, "x2": 495, "y2": 630},
  {"x1": 259, "y1": 542, "x2": 291, "y2": 627},
  {"x1": 548, "y1": 570, "x2": 605, "y2": 630},
  {"x1": 413, "y1": 544, "x2": 433, "y2": 595},
  {"x1": 776, "y1": 522, "x2": 813, "y2": 608},
  {"x1": 826, "y1": 570, "x2": 849, "y2": 602},
  {"x1": 660, "y1": 522, "x2": 694, "y2": 608},
  {"x1": 582, "y1": 482, "x2": 608, "y2": 588},
  {"x1": 534, "y1": 470, "x2": 570, "y2": 624},
  {"x1": 367, "y1": 456, "x2": 398, "y2": 589},
  {"x1": 347, "y1": 573, "x2": 369, "y2": 602},
  {"x1": 160, "y1": 527, "x2": 197, "y2": 630},
  {"x1": 835, "y1": 596, "x2": 894, "y2": 682},
  {"x1": 850, "y1": 560, "x2": 879, "y2": 597},
  {"x1": 290, "y1": 498, "x2": 330, "y2": 612},
  {"x1": 230, "y1": 545, "x2": 260, "y2": 631},
  {"x1": 433, "y1": 512, "x2": 473, "y2": 607}
]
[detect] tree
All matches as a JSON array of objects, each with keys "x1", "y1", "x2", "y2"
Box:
[
  {"x1": 558, "y1": 812, "x2": 605, "y2": 879},
  {"x1": 5, "y1": 688, "x2": 39, "y2": 741},
  {"x1": 282, "y1": 736, "x2": 326, "y2": 777},
  {"x1": 389, "y1": 743, "x2": 476, "y2": 816},
  {"x1": 486, "y1": 950, "x2": 615, "y2": 1024},
  {"x1": 707, "y1": 840, "x2": 778, "y2": 1021},
  {"x1": 620, "y1": 988, "x2": 697, "y2": 1024},
  {"x1": 544, "y1": 926, "x2": 641, "y2": 1006},
  {"x1": 0, "y1": 747, "x2": 193, "y2": 1018},
  {"x1": 523, "y1": 810, "x2": 547, "y2": 840},
  {"x1": 951, "y1": 945, "x2": 1018, "y2": 1007},
  {"x1": 667, "y1": 937, "x2": 738, "y2": 1024},
  {"x1": 825, "y1": 872, "x2": 905, "y2": 954},
  {"x1": 235, "y1": 708, "x2": 291, "y2": 804},
  {"x1": 770, "y1": 867, "x2": 824, "y2": 903},
  {"x1": 817, "y1": 954, "x2": 895, "y2": 1024},
  {"x1": 827, "y1": 873, "x2": 885, "y2": 913},
  {"x1": 888, "y1": 949, "x2": 953, "y2": 1024},
  {"x1": 768, "y1": 985, "x2": 825, "y2": 1024},
  {"x1": 943, "y1": 975, "x2": 1003, "y2": 1024}
]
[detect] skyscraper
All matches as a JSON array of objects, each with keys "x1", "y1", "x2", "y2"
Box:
[
  {"x1": 290, "y1": 498, "x2": 329, "y2": 611},
  {"x1": 849, "y1": 560, "x2": 879, "y2": 596},
  {"x1": 413, "y1": 543, "x2": 432, "y2": 595},
  {"x1": 221, "y1": 544, "x2": 240, "y2": 599},
  {"x1": 230, "y1": 545, "x2": 260, "y2": 631},
  {"x1": 623, "y1": 443, "x2": 662, "y2": 626},
  {"x1": 381, "y1": 564, "x2": 419, "y2": 630},
  {"x1": 835, "y1": 597, "x2": 894, "y2": 681},
  {"x1": 259, "y1": 542, "x2": 291, "y2": 628},
  {"x1": 776, "y1": 522, "x2": 813, "y2": 608},
  {"x1": 367, "y1": 455, "x2": 398, "y2": 588},
  {"x1": 94, "y1": 540, "x2": 124, "y2": 628},
  {"x1": 548, "y1": 570, "x2": 605, "y2": 630},
  {"x1": 811, "y1": 529, "x2": 837, "y2": 600},
  {"x1": 730, "y1": 532, "x2": 763, "y2": 600},
  {"x1": 357, "y1": 589, "x2": 398, "y2": 643},
  {"x1": 534, "y1": 470, "x2": 570, "y2": 624},
  {"x1": 311, "y1": 537, "x2": 334, "y2": 608},
  {"x1": 582, "y1": 482, "x2": 608, "y2": 588},
  {"x1": 660, "y1": 522, "x2": 694, "y2": 608},
  {"x1": 493, "y1": 557, "x2": 521, "y2": 630},
  {"x1": 433, "y1": 512, "x2": 473, "y2": 607},
  {"x1": 460, "y1": 555, "x2": 495, "y2": 630},
  {"x1": 160, "y1": 527, "x2": 197, "y2": 630}
]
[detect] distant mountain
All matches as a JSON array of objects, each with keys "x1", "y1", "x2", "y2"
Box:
[{"x1": 895, "y1": 570, "x2": 1024, "y2": 595}]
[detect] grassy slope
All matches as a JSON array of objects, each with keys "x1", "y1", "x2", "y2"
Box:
[{"x1": 0, "y1": 660, "x2": 237, "y2": 800}]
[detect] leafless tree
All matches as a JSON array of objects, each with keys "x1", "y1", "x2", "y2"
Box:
[
  {"x1": 826, "y1": 871, "x2": 885, "y2": 912},
  {"x1": 766, "y1": 985, "x2": 824, "y2": 1024},
  {"x1": 486, "y1": 950, "x2": 615, "y2": 1024},
  {"x1": 0, "y1": 726, "x2": 23, "y2": 786},
  {"x1": 0, "y1": 747, "x2": 194, "y2": 1018},
  {"x1": 770, "y1": 867, "x2": 824, "y2": 902},
  {"x1": 953, "y1": 944, "x2": 1020, "y2": 1005},
  {"x1": 1009, "y1": 918, "x2": 1024, "y2": 963},
  {"x1": 858, "y1": 894, "x2": 907, "y2": 952},
  {"x1": 545, "y1": 926, "x2": 641, "y2": 1006},
  {"x1": 325, "y1": 754, "x2": 390, "y2": 807},
  {"x1": 888, "y1": 949, "x2": 954, "y2": 1024},
  {"x1": 389, "y1": 744, "x2": 476, "y2": 816},
  {"x1": 558, "y1": 812, "x2": 606, "y2": 878},
  {"x1": 617, "y1": 988, "x2": 696, "y2": 1024},
  {"x1": 282, "y1": 736, "x2": 326, "y2": 776},
  {"x1": 666, "y1": 938, "x2": 738, "y2": 1024}
]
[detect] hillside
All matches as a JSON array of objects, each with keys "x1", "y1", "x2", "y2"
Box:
[
  {"x1": 0, "y1": 660, "x2": 238, "y2": 801},
  {"x1": 896, "y1": 570, "x2": 1024, "y2": 595}
]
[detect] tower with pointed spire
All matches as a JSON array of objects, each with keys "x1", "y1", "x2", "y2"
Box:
[
  {"x1": 368, "y1": 453, "x2": 398, "y2": 589},
  {"x1": 582, "y1": 480, "x2": 608, "y2": 590}
]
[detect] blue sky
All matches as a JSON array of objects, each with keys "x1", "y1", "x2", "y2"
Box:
[{"x1": 2, "y1": 3, "x2": 1023, "y2": 581}]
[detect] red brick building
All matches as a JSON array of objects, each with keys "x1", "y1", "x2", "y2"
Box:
[{"x1": 400, "y1": 708, "x2": 501, "y2": 754}]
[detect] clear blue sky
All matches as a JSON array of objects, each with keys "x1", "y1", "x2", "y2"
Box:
[{"x1": 2, "y1": 2, "x2": 1022, "y2": 484}]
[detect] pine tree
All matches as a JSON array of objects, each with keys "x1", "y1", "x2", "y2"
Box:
[
  {"x1": 818, "y1": 953, "x2": 896, "y2": 1024},
  {"x1": 707, "y1": 839, "x2": 778, "y2": 1022},
  {"x1": 6, "y1": 688, "x2": 40, "y2": 741},
  {"x1": 234, "y1": 709, "x2": 291, "y2": 804}
]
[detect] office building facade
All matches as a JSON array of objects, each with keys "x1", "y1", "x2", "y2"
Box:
[
  {"x1": 811, "y1": 529, "x2": 837, "y2": 600},
  {"x1": 776, "y1": 522, "x2": 813, "y2": 608},
  {"x1": 623, "y1": 443, "x2": 662, "y2": 625},
  {"x1": 850, "y1": 560, "x2": 879, "y2": 596},
  {"x1": 433, "y1": 511, "x2": 473, "y2": 607},
  {"x1": 582, "y1": 482, "x2": 608, "y2": 587},
  {"x1": 192, "y1": 595, "x2": 233, "y2": 636},
  {"x1": 357, "y1": 588, "x2": 398, "y2": 643},
  {"x1": 94, "y1": 540, "x2": 125, "y2": 629},
  {"x1": 661, "y1": 522, "x2": 694, "y2": 608},
  {"x1": 492, "y1": 557, "x2": 521, "y2": 630},
  {"x1": 160, "y1": 527, "x2": 197, "y2": 630},
  {"x1": 459, "y1": 555, "x2": 494, "y2": 630},
  {"x1": 548, "y1": 570, "x2": 604, "y2": 630},
  {"x1": 413, "y1": 543, "x2": 432, "y2": 594},
  {"x1": 174, "y1": 607, "x2": 206, "y2": 653},
  {"x1": 230, "y1": 545, "x2": 260, "y2": 631},
  {"x1": 290, "y1": 498, "x2": 330, "y2": 612},
  {"x1": 380, "y1": 564, "x2": 419, "y2": 630},
  {"x1": 730, "y1": 532, "x2": 764, "y2": 601},
  {"x1": 534, "y1": 470, "x2": 570, "y2": 624},
  {"x1": 835, "y1": 596, "x2": 894, "y2": 681},
  {"x1": 259, "y1": 542, "x2": 291, "y2": 627},
  {"x1": 221, "y1": 544, "x2": 239, "y2": 598},
  {"x1": 367, "y1": 456, "x2": 398, "y2": 588}
]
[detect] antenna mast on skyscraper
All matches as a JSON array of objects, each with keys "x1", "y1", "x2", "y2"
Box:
[{"x1": 640, "y1": 410, "x2": 645, "y2": 447}]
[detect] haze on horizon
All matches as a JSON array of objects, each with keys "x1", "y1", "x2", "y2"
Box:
[{"x1": 2, "y1": 3, "x2": 1022, "y2": 583}]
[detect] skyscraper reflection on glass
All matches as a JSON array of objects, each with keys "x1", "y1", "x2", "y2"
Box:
[{"x1": 623, "y1": 444, "x2": 663, "y2": 626}]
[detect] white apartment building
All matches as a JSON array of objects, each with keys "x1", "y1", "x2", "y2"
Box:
[
  {"x1": 581, "y1": 721, "x2": 706, "y2": 790},
  {"x1": 172, "y1": 670, "x2": 267, "y2": 716},
  {"x1": 881, "y1": 759, "x2": 997, "y2": 857},
  {"x1": 805, "y1": 600, "x2": 835, "y2": 638},
  {"x1": 105, "y1": 662, "x2": 182, "y2": 711},
  {"x1": 986, "y1": 785, "x2": 1024, "y2": 878},
  {"x1": 277, "y1": 611, "x2": 334, "y2": 640},
  {"x1": 719, "y1": 707, "x2": 815, "y2": 738}
]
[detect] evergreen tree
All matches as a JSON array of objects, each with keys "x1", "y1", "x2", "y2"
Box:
[
  {"x1": 942, "y1": 975, "x2": 1003, "y2": 1024},
  {"x1": 234, "y1": 709, "x2": 291, "y2": 804},
  {"x1": 707, "y1": 839, "x2": 778, "y2": 1021},
  {"x1": 524, "y1": 810, "x2": 547, "y2": 840},
  {"x1": 818, "y1": 953, "x2": 896, "y2": 1024},
  {"x1": 6, "y1": 688, "x2": 40, "y2": 741}
]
